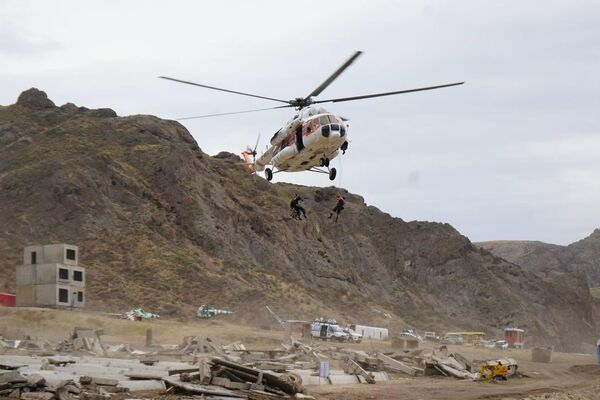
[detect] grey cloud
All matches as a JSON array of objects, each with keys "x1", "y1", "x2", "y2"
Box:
[{"x1": 0, "y1": 20, "x2": 60, "y2": 56}]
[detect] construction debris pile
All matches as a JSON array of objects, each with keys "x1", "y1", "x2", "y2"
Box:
[
  {"x1": 55, "y1": 328, "x2": 108, "y2": 356},
  {"x1": 324, "y1": 345, "x2": 519, "y2": 382},
  {"x1": 0, "y1": 355, "x2": 172, "y2": 399},
  {"x1": 0, "y1": 328, "x2": 526, "y2": 400},
  {"x1": 0, "y1": 336, "x2": 53, "y2": 355},
  {"x1": 164, "y1": 357, "x2": 308, "y2": 399}
]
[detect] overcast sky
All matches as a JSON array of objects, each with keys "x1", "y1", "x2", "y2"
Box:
[{"x1": 1, "y1": 0, "x2": 599, "y2": 245}]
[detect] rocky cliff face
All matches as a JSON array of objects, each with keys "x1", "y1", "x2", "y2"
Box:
[
  {"x1": 477, "y1": 230, "x2": 600, "y2": 287},
  {"x1": 0, "y1": 89, "x2": 596, "y2": 351}
]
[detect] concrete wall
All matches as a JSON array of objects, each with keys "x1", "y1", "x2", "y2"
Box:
[
  {"x1": 15, "y1": 265, "x2": 34, "y2": 286},
  {"x1": 23, "y1": 244, "x2": 79, "y2": 266},
  {"x1": 37, "y1": 284, "x2": 62, "y2": 306},
  {"x1": 15, "y1": 285, "x2": 34, "y2": 307}
]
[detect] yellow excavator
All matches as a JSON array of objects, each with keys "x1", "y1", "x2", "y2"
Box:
[{"x1": 479, "y1": 363, "x2": 509, "y2": 382}]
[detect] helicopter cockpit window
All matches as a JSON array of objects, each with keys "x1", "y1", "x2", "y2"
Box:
[
  {"x1": 304, "y1": 121, "x2": 312, "y2": 133},
  {"x1": 319, "y1": 116, "x2": 329, "y2": 125},
  {"x1": 328, "y1": 115, "x2": 338, "y2": 123}
]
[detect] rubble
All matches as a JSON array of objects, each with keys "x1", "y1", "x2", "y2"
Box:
[
  {"x1": 55, "y1": 328, "x2": 107, "y2": 356},
  {"x1": 122, "y1": 308, "x2": 159, "y2": 321},
  {"x1": 0, "y1": 326, "x2": 529, "y2": 399},
  {"x1": 197, "y1": 305, "x2": 234, "y2": 319},
  {"x1": 0, "y1": 336, "x2": 53, "y2": 354},
  {"x1": 531, "y1": 346, "x2": 553, "y2": 363}
]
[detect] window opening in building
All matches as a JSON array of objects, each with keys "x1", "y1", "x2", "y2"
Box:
[
  {"x1": 31, "y1": 252, "x2": 37, "y2": 264},
  {"x1": 59, "y1": 268, "x2": 69, "y2": 280},
  {"x1": 66, "y1": 249, "x2": 76, "y2": 261},
  {"x1": 77, "y1": 292, "x2": 84, "y2": 302},
  {"x1": 58, "y1": 288, "x2": 69, "y2": 303},
  {"x1": 73, "y1": 270, "x2": 83, "y2": 282}
]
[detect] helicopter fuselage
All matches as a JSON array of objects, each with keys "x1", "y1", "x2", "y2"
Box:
[{"x1": 251, "y1": 107, "x2": 348, "y2": 175}]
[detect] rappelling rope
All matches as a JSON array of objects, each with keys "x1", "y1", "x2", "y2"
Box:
[{"x1": 337, "y1": 151, "x2": 343, "y2": 188}]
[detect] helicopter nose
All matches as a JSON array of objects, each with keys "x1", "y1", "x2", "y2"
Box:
[{"x1": 329, "y1": 123, "x2": 342, "y2": 138}]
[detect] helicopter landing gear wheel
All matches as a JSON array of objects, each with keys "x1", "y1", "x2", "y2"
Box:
[
  {"x1": 329, "y1": 168, "x2": 337, "y2": 181},
  {"x1": 265, "y1": 168, "x2": 273, "y2": 181},
  {"x1": 320, "y1": 157, "x2": 330, "y2": 167}
]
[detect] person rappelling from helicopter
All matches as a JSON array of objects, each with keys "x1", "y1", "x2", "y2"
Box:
[
  {"x1": 290, "y1": 194, "x2": 307, "y2": 220},
  {"x1": 328, "y1": 194, "x2": 346, "y2": 223}
]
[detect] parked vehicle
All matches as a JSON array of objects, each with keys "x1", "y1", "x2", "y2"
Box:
[
  {"x1": 349, "y1": 324, "x2": 389, "y2": 340},
  {"x1": 423, "y1": 331, "x2": 439, "y2": 341},
  {"x1": 504, "y1": 328, "x2": 525, "y2": 349},
  {"x1": 311, "y1": 319, "x2": 349, "y2": 342},
  {"x1": 442, "y1": 332, "x2": 485, "y2": 345},
  {"x1": 482, "y1": 339, "x2": 509, "y2": 349},
  {"x1": 399, "y1": 328, "x2": 423, "y2": 342},
  {"x1": 441, "y1": 334, "x2": 463, "y2": 345},
  {"x1": 343, "y1": 328, "x2": 363, "y2": 343}
]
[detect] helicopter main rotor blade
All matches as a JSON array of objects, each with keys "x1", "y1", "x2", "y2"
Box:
[
  {"x1": 175, "y1": 105, "x2": 294, "y2": 120},
  {"x1": 253, "y1": 133, "x2": 261, "y2": 152},
  {"x1": 312, "y1": 82, "x2": 465, "y2": 104},
  {"x1": 304, "y1": 51, "x2": 363, "y2": 100},
  {"x1": 159, "y1": 76, "x2": 291, "y2": 104}
]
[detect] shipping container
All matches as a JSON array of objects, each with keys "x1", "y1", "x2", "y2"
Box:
[{"x1": 0, "y1": 292, "x2": 16, "y2": 307}]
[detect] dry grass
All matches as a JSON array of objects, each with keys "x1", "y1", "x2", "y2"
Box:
[{"x1": 0, "y1": 306, "x2": 286, "y2": 348}]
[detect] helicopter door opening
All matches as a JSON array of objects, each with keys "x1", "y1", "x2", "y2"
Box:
[
  {"x1": 295, "y1": 125, "x2": 304, "y2": 152},
  {"x1": 320, "y1": 324, "x2": 328, "y2": 338}
]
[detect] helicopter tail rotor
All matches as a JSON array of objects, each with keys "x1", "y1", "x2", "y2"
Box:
[
  {"x1": 240, "y1": 151, "x2": 256, "y2": 174},
  {"x1": 241, "y1": 133, "x2": 261, "y2": 175}
]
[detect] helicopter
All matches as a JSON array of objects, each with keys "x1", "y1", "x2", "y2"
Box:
[{"x1": 160, "y1": 51, "x2": 463, "y2": 181}]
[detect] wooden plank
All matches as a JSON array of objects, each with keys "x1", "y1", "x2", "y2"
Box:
[
  {"x1": 212, "y1": 358, "x2": 301, "y2": 394},
  {"x1": 168, "y1": 367, "x2": 201, "y2": 375},
  {"x1": 163, "y1": 375, "x2": 247, "y2": 398},
  {"x1": 376, "y1": 353, "x2": 417, "y2": 376}
]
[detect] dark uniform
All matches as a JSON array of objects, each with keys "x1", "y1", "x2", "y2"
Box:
[
  {"x1": 329, "y1": 195, "x2": 345, "y2": 222},
  {"x1": 290, "y1": 196, "x2": 306, "y2": 219}
]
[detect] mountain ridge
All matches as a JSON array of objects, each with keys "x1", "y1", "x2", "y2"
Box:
[
  {"x1": 476, "y1": 229, "x2": 600, "y2": 286},
  {"x1": 0, "y1": 88, "x2": 596, "y2": 352}
]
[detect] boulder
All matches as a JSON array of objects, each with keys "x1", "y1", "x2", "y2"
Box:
[{"x1": 16, "y1": 88, "x2": 55, "y2": 109}]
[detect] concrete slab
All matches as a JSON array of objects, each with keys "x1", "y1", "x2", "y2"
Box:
[
  {"x1": 118, "y1": 379, "x2": 166, "y2": 392},
  {"x1": 327, "y1": 374, "x2": 359, "y2": 385}
]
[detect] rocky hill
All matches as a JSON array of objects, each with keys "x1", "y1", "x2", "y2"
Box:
[
  {"x1": 477, "y1": 230, "x2": 600, "y2": 286},
  {"x1": 0, "y1": 89, "x2": 596, "y2": 351}
]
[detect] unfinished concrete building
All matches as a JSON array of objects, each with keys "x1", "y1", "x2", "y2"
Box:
[{"x1": 16, "y1": 244, "x2": 85, "y2": 308}]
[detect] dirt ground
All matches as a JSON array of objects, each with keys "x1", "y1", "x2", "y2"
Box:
[
  {"x1": 1, "y1": 307, "x2": 599, "y2": 400},
  {"x1": 311, "y1": 346, "x2": 599, "y2": 400}
]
